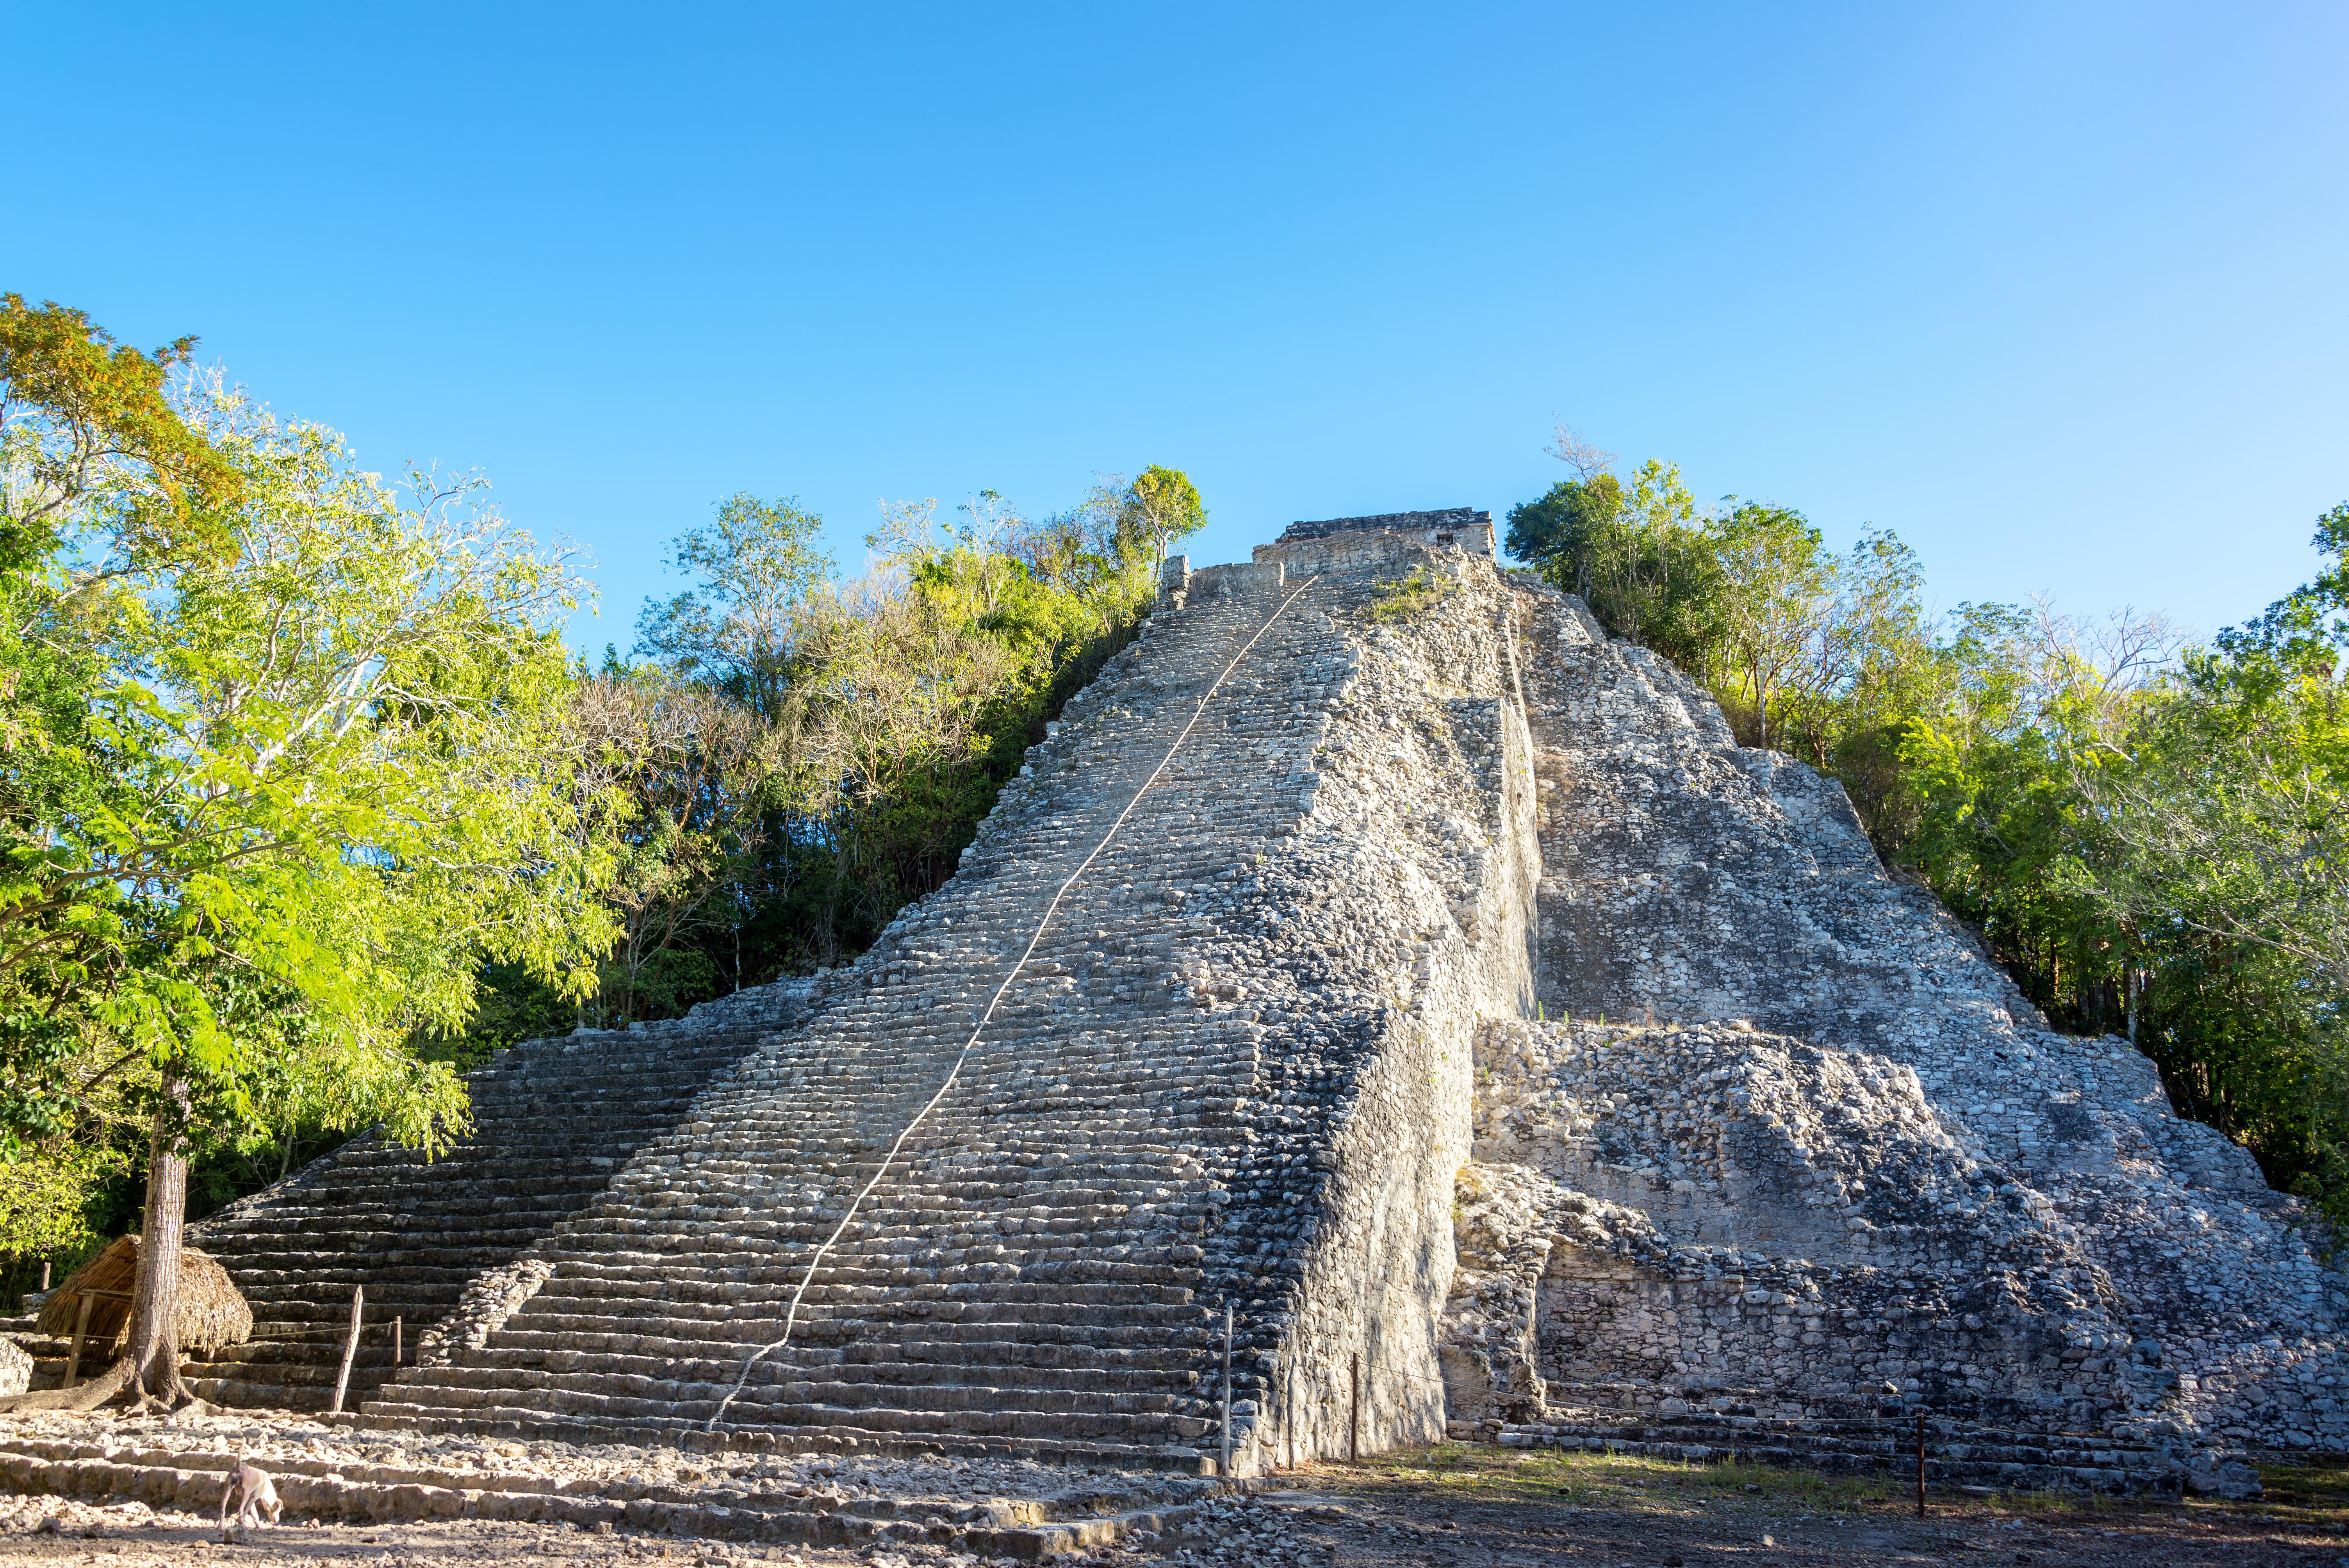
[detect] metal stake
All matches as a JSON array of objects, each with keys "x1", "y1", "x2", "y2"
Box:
[
  {"x1": 1914, "y1": 1411, "x2": 1927, "y2": 1517},
  {"x1": 331, "y1": 1285, "x2": 364, "y2": 1416},
  {"x1": 1218, "y1": 1302, "x2": 1233, "y2": 1478}
]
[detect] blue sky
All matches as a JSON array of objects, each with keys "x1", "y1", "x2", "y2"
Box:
[{"x1": 9, "y1": 4, "x2": 2344, "y2": 649}]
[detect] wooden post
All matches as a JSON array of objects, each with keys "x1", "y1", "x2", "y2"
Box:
[
  {"x1": 1218, "y1": 1302, "x2": 1233, "y2": 1479},
  {"x1": 1914, "y1": 1411, "x2": 1927, "y2": 1517},
  {"x1": 330, "y1": 1285, "x2": 364, "y2": 1416},
  {"x1": 39, "y1": 1260, "x2": 50, "y2": 1292},
  {"x1": 1349, "y1": 1352, "x2": 1360, "y2": 1464},
  {"x1": 63, "y1": 1291, "x2": 94, "y2": 1388},
  {"x1": 392, "y1": 1315, "x2": 402, "y2": 1367}
]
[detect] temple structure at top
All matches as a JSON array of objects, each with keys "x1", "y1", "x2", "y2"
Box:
[{"x1": 1276, "y1": 508, "x2": 1495, "y2": 556}]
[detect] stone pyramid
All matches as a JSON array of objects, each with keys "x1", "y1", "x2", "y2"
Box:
[{"x1": 180, "y1": 517, "x2": 2341, "y2": 1492}]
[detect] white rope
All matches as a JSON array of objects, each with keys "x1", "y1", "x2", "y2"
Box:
[{"x1": 708, "y1": 574, "x2": 1324, "y2": 1428}]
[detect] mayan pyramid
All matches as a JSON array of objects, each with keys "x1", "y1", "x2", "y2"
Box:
[{"x1": 182, "y1": 513, "x2": 2341, "y2": 1493}]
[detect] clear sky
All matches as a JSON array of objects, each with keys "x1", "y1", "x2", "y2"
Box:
[{"x1": 9, "y1": 4, "x2": 2344, "y2": 649}]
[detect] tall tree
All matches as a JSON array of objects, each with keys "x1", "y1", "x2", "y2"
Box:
[
  {"x1": 3, "y1": 321, "x2": 618, "y2": 1406},
  {"x1": 635, "y1": 493, "x2": 831, "y2": 723},
  {"x1": 1709, "y1": 503, "x2": 1836, "y2": 749},
  {"x1": 1119, "y1": 465, "x2": 1207, "y2": 565},
  {"x1": 569, "y1": 668, "x2": 774, "y2": 1023}
]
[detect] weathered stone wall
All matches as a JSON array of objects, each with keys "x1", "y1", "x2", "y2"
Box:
[
  {"x1": 1444, "y1": 575, "x2": 2349, "y2": 1475},
  {"x1": 1247, "y1": 533, "x2": 1542, "y2": 1465}
]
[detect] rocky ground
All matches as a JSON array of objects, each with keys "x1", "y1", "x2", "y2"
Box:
[{"x1": 5, "y1": 1438, "x2": 2347, "y2": 1567}]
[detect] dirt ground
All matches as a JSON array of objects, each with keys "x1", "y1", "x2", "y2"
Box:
[{"x1": 5, "y1": 1444, "x2": 2348, "y2": 1567}]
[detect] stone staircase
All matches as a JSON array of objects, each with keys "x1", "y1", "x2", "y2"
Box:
[
  {"x1": 181, "y1": 987, "x2": 808, "y2": 1411},
  {"x1": 337, "y1": 540, "x2": 1542, "y2": 1470},
  {"x1": 356, "y1": 570, "x2": 1359, "y2": 1465}
]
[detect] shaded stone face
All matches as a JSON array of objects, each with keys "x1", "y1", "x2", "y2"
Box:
[{"x1": 173, "y1": 522, "x2": 2345, "y2": 1488}]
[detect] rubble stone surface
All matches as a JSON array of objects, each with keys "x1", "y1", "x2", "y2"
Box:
[{"x1": 0, "y1": 1408, "x2": 1218, "y2": 1556}]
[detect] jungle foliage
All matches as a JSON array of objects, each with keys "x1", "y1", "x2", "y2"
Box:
[
  {"x1": 0, "y1": 295, "x2": 621, "y2": 1397},
  {"x1": 0, "y1": 295, "x2": 1203, "y2": 1340}
]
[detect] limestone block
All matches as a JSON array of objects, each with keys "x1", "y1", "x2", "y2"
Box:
[{"x1": 0, "y1": 1336, "x2": 29, "y2": 1397}]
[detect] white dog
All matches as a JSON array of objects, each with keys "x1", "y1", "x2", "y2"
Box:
[{"x1": 218, "y1": 1460, "x2": 283, "y2": 1539}]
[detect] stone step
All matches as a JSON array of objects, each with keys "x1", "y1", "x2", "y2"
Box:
[
  {"x1": 214, "y1": 1241, "x2": 567, "y2": 1269},
  {"x1": 0, "y1": 1434, "x2": 1224, "y2": 1549},
  {"x1": 498, "y1": 1316, "x2": 1208, "y2": 1354},
  {"x1": 387, "y1": 1362, "x2": 1189, "y2": 1417},
  {"x1": 348, "y1": 1405, "x2": 1217, "y2": 1471},
  {"x1": 182, "y1": 1010, "x2": 792, "y2": 1412},
  {"x1": 439, "y1": 1348, "x2": 1194, "y2": 1395},
  {"x1": 363, "y1": 1381, "x2": 1201, "y2": 1445},
  {"x1": 491, "y1": 1325, "x2": 1205, "y2": 1362}
]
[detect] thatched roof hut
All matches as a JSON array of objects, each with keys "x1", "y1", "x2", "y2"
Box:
[{"x1": 34, "y1": 1236, "x2": 253, "y2": 1357}]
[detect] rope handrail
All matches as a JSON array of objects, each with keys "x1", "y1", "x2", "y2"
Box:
[{"x1": 707, "y1": 574, "x2": 1324, "y2": 1429}]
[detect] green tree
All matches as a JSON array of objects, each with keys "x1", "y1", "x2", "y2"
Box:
[
  {"x1": 0, "y1": 294, "x2": 239, "y2": 577},
  {"x1": 2, "y1": 323, "x2": 618, "y2": 1406},
  {"x1": 569, "y1": 666, "x2": 775, "y2": 1025},
  {"x1": 1709, "y1": 503, "x2": 1835, "y2": 749},
  {"x1": 635, "y1": 492, "x2": 831, "y2": 723},
  {"x1": 1506, "y1": 452, "x2": 1723, "y2": 672},
  {"x1": 1504, "y1": 470, "x2": 1625, "y2": 581},
  {"x1": 2068, "y1": 508, "x2": 2349, "y2": 1203},
  {"x1": 1120, "y1": 465, "x2": 1207, "y2": 564}
]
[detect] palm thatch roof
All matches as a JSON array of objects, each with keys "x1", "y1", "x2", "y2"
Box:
[{"x1": 34, "y1": 1235, "x2": 253, "y2": 1357}]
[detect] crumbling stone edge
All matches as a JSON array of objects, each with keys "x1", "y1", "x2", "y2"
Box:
[{"x1": 0, "y1": 1442, "x2": 1255, "y2": 1560}]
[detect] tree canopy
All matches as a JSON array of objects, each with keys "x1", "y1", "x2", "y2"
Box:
[{"x1": 2, "y1": 307, "x2": 622, "y2": 1402}]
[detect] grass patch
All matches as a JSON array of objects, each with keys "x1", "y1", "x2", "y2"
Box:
[
  {"x1": 2243, "y1": 1454, "x2": 2349, "y2": 1525},
  {"x1": 1334, "y1": 1444, "x2": 1917, "y2": 1515},
  {"x1": 1302, "y1": 1443, "x2": 2349, "y2": 1536},
  {"x1": 1363, "y1": 567, "x2": 1457, "y2": 623}
]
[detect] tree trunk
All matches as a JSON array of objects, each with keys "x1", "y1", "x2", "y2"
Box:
[
  {"x1": 121, "y1": 1069, "x2": 193, "y2": 1408},
  {"x1": 0, "y1": 1358, "x2": 134, "y2": 1414}
]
